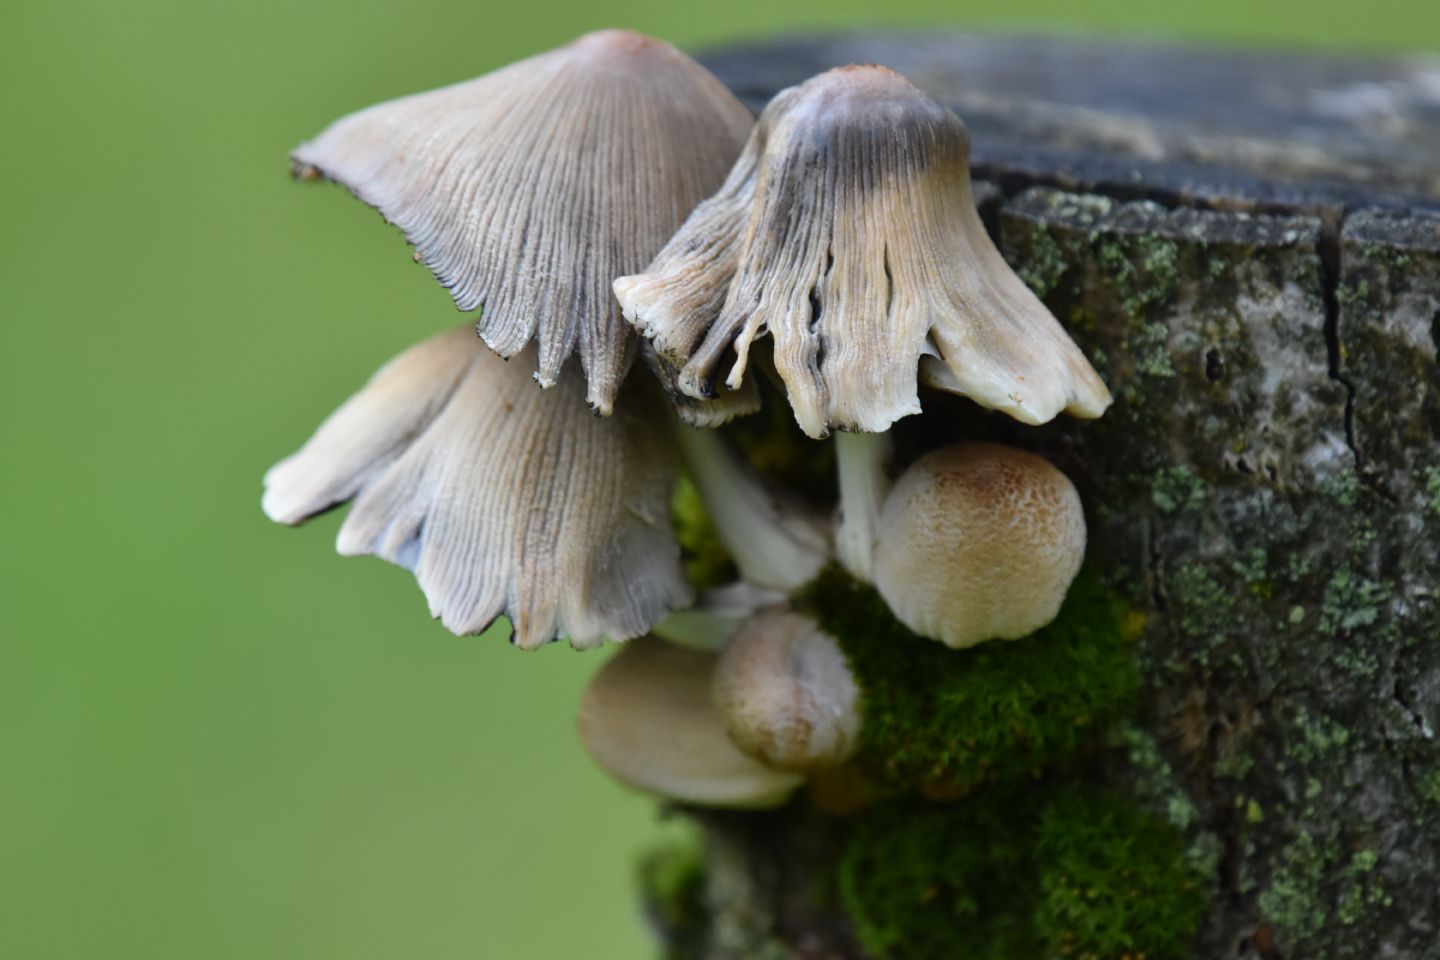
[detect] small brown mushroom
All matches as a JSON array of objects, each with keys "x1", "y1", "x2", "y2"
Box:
[
  {"x1": 872, "y1": 443, "x2": 1086, "y2": 648},
  {"x1": 292, "y1": 30, "x2": 754, "y2": 416},
  {"x1": 713, "y1": 608, "x2": 861, "y2": 771},
  {"x1": 616, "y1": 64, "x2": 1111, "y2": 438},
  {"x1": 262, "y1": 325, "x2": 691, "y2": 648},
  {"x1": 577, "y1": 637, "x2": 803, "y2": 807}
]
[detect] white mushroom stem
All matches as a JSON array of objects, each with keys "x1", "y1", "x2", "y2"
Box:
[
  {"x1": 652, "y1": 581, "x2": 785, "y2": 651},
  {"x1": 675, "y1": 425, "x2": 829, "y2": 591},
  {"x1": 834, "y1": 430, "x2": 893, "y2": 583}
]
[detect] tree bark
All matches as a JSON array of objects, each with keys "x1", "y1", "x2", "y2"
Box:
[{"x1": 642, "y1": 33, "x2": 1440, "y2": 960}]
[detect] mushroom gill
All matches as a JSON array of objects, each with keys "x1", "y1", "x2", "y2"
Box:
[
  {"x1": 292, "y1": 30, "x2": 755, "y2": 416},
  {"x1": 262, "y1": 325, "x2": 691, "y2": 649}
]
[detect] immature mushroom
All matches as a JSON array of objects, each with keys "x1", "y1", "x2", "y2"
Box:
[
  {"x1": 578, "y1": 636, "x2": 803, "y2": 807},
  {"x1": 872, "y1": 442, "x2": 1086, "y2": 649},
  {"x1": 713, "y1": 608, "x2": 861, "y2": 771},
  {"x1": 615, "y1": 64, "x2": 1111, "y2": 437},
  {"x1": 262, "y1": 326, "x2": 690, "y2": 649},
  {"x1": 293, "y1": 29, "x2": 755, "y2": 417}
]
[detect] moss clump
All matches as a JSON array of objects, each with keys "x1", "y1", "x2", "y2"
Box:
[
  {"x1": 839, "y1": 788, "x2": 1208, "y2": 960},
  {"x1": 670, "y1": 474, "x2": 737, "y2": 589},
  {"x1": 637, "y1": 835, "x2": 708, "y2": 959},
  {"x1": 725, "y1": 399, "x2": 836, "y2": 502},
  {"x1": 797, "y1": 566, "x2": 1139, "y2": 793},
  {"x1": 839, "y1": 788, "x2": 1046, "y2": 960},
  {"x1": 1034, "y1": 790, "x2": 1208, "y2": 960}
]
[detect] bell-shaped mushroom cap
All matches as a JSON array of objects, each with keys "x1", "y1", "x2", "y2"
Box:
[
  {"x1": 615, "y1": 65, "x2": 1112, "y2": 438},
  {"x1": 713, "y1": 608, "x2": 861, "y2": 771},
  {"x1": 262, "y1": 325, "x2": 691, "y2": 649},
  {"x1": 292, "y1": 30, "x2": 754, "y2": 415},
  {"x1": 578, "y1": 637, "x2": 803, "y2": 808},
  {"x1": 873, "y1": 443, "x2": 1086, "y2": 649}
]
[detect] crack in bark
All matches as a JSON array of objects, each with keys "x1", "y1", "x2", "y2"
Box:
[{"x1": 1318, "y1": 212, "x2": 1364, "y2": 471}]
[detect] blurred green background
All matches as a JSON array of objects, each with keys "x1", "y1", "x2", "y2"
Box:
[{"x1": 1, "y1": 0, "x2": 1435, "y2": 957}]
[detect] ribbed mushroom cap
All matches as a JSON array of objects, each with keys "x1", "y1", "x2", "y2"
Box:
[
  {"x1": 292, "y1": 30, "x2": 754, "y2": 416},
  {"x1": 873, "y1": 443, "x2": 1086, "y2": 649},
  {"x1": 578, "y1": 637, "x2": 803, "y2": 807},
  {"x1": 615, "y1": 64, "x2": 1112, "y2": 438},
  {"x1": 262, "y1": 325, "x2": 691, "y2": 649},
  {"x1": 713, "y1": 608, "x2": 861, "y2": 771}
]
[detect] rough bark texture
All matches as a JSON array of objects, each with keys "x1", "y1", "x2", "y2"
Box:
[{"x1": 641, "y1": 33, "x2": 1440, "y2": 960}]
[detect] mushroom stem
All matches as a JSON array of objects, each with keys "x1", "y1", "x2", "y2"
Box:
[
  {"x1": 834, "y1": 430, "x2": 893, "y2": 583},
  {"x1": 652, "y1": 581, "x2": 785, "y2": 651},
  {"x1": 675, "y1": 425, "x2": 829, "y2": 591}
]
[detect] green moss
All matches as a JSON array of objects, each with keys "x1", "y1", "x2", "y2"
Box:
[
  {"x1": 1033, "y1": 790, "x2": 1209, "y2": 960},
  {"x1": 839, "y1": 788, "x2": 1208, "y2": 960},
  {"x1": 637, "y1": 834, "x2": 708, "y2": 957},
  {"x1": 725, "y1": 399, "x2": 835, "y2": 502},
  {"x1": 797, "y1": 566, "x2": 1140, "y2": 793},
  {"x1": 839, "y1": 790, "x2": 1045, "y2": 960},
  {"x1": 670, "y1": 474, "x2": 737, "y2": 589}
]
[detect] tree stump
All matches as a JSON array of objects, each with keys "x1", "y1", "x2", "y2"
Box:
[{"x1": 637, "y1": 33, "x2": 1440, "y2": 960}]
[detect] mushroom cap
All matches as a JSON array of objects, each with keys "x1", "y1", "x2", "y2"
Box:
[
  {"x1": 713, "y1": 608, "x2": 861, "y2": 771},
  {"x1": 873, "y1": 443, "x2": 1086, "y2": 649},
  {"x1": 616, "y1": 64, "x2": 1112, "y2": 438},
  {"x1": 578, "y1": 636, "x2": 803, "y2": 807},
  {"x1": 293, "y1": 30, "x2": 754, "y2": 415},
  {"x1": 262, "y1": 325, "x2": 691, "y2": 649}
]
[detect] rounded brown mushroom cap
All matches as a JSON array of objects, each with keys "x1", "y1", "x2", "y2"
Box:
[
  {"x1": 713, "y1": 609, "x2": 861, "y2": 771},
  {"x1": 577, "y1": 637, "x2": 803, "y2": 808},
  {"x1": 873, "y1": 443, "x2": 1086, "y2": 648}
]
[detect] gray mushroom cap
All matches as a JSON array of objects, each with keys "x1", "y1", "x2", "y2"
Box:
[
  {"x1": 577, "y1": 637, "x2": 803, "y2": 807},
  {"x1": 616, "y1": 64, "x2": 1112, "y2": 438},
  {"x1": 872, "y1": 442, "x2": 1086, "y2": 649},
  {"x1": 262, "y1": 325, "x2": 691, "y2": 649},
  {"x1": 292, "y1": 30, "x2": 754, "y2": 416}
]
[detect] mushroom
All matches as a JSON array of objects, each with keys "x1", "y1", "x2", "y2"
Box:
[
  {"x1": 673, "y1": 424, "x2": 829, "y2": 592},
  {"x1": 578, "y1": 636, "x2": 803, "y2": 807},
  {"x1": 834, "y1": 430, "x2": 893, "y2": 583},
  {"x1": 713, "y1": 608, "x2": 861, "y2": 771},
  {"x1": 872, "y1": 443, "x2": 1086, "y2": 649},
  {"x1": 292, "y1": 29, "x2": 754, "y2": 417},
  {"x1": 652, "y1": 581, "x2": 784, "y2": 651},
  {"x1": 615, "y1": 64, "x2": 1111, "y2": 438},
  {"x1": 262, "y1": 325, "x2": 691, "y2": 649}
]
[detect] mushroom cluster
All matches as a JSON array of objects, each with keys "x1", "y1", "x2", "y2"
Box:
[{"x1": 265, "y1": 32, "x2": 1110, "y2": 808}]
